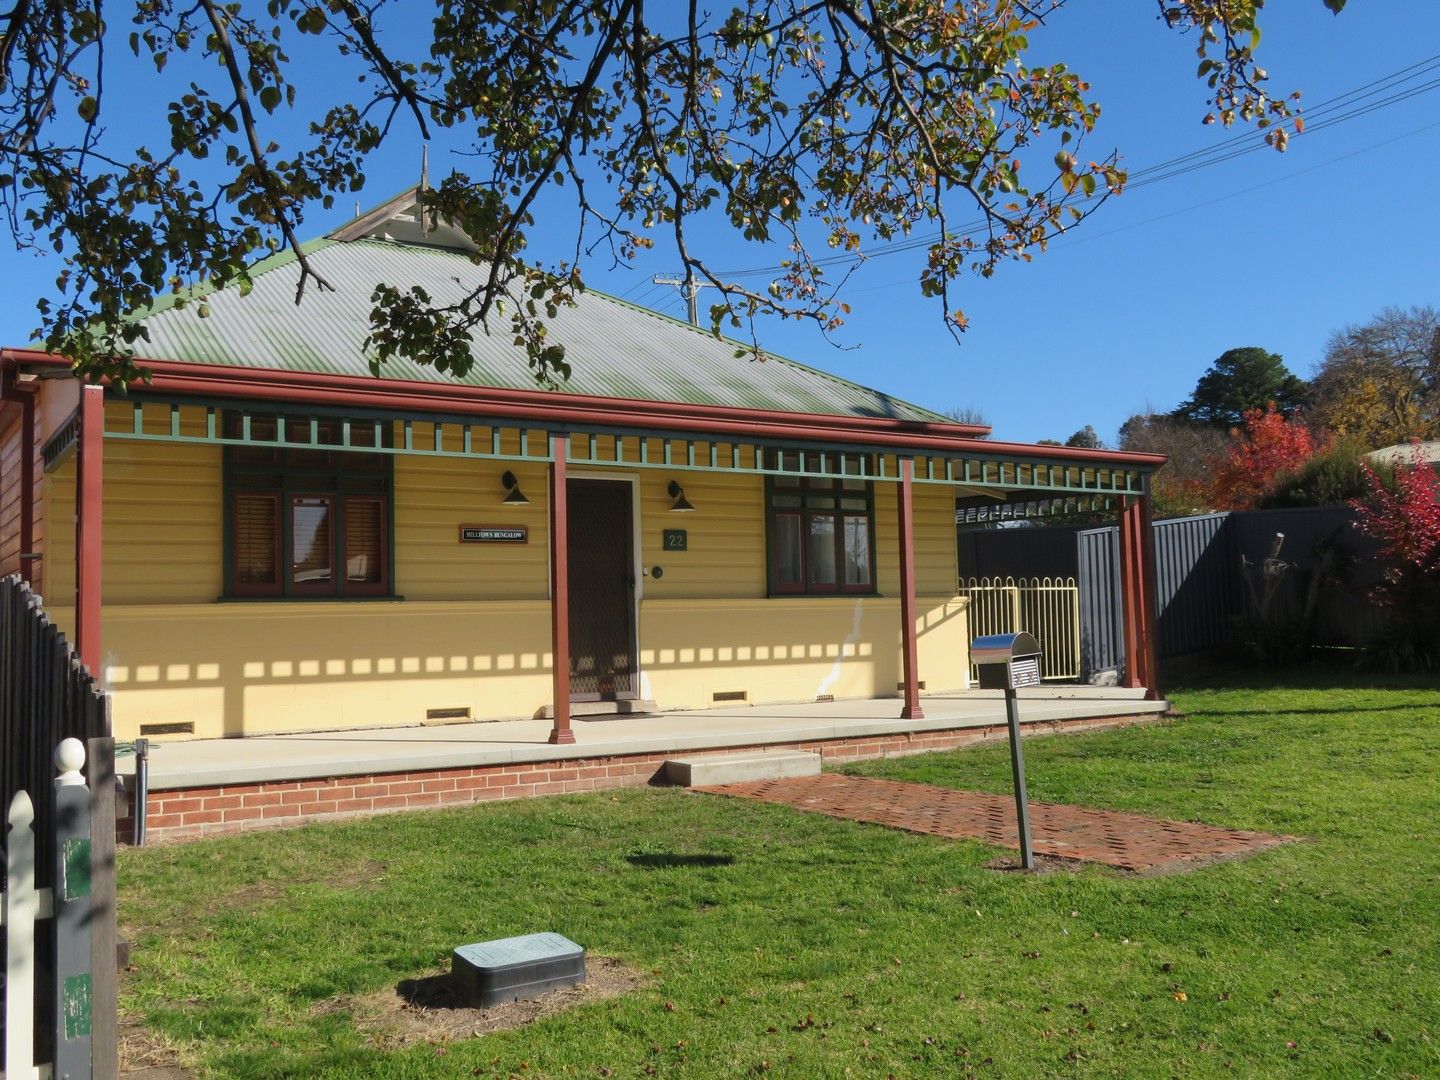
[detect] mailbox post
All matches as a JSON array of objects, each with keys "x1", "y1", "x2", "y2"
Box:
[{"x1": 970, "y1": 632, "x2": 1043, "y2": 870}]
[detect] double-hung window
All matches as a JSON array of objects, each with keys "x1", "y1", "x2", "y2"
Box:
[
  {"x1": 224, "y1": 415, "x2": 394, "y2": 599},
  {"x1": 766, "y1": 451, "x2": 876, "y2": 595}
]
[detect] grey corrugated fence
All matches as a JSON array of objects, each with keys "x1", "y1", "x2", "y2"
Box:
[{"x1": 959, "y1": 507, "x2": 1387, "y2": 681}]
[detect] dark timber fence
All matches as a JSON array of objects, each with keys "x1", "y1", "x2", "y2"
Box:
[
  {"x1": 1, "y1": 571, "x2": 117, "y2": 1079},
  {"x1": 959, "y1": 507, "x2": 1388, "y2": 681}
]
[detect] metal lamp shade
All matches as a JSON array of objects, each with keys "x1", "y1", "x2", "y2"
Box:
[
  {"x1": 667, "y1": 481, "x2": 695, "y2": 513},
  {"x1": 501, "y1": 471, "x2": 530, "y2": 506}
]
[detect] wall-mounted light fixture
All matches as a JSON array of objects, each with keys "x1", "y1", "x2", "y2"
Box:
[
  {"x1": 667, "y1": 480, "x2": 695, "y2": 513},
  {"x1": 501, "y1": 470, "x2": 530, "y2": 506}
]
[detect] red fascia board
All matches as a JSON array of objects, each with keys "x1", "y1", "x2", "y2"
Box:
[
  {"x1": 0, "y1": 348, "x2": 1166, "y2": 468},
  {"x1": 0, "y1": 349, "x2": 990, "y2": 438}
]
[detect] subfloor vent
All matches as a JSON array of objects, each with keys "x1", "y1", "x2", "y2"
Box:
[
  {"x1": 815, "y1": 694, "x2": 835, "y2": 703},
  {"x1": 139, "y1": 721, "x2": 194, "y2": 736},
  {"x1": 896, "y1": 681, "x2": 928, "y2": 691},
  {"x1": 424, "y1": 706, "x2": 473, "y2": 725},
  {"x1": 712, "y1": 690, "x2": 748, "y2": 703}
]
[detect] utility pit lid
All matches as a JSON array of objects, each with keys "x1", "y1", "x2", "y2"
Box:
[{"x1": 452, "y1": 932, "x2": 586, "y2": 1007}]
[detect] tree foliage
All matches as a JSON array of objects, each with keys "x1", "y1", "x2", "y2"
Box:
[
  {"x1": 0, "y1": 0, "x2": 1343, "y2": 386},
  {"x1": 1172, "y1": 346, "x2": 1309, "y2": 427},
  {"x1": 1117, "y1": 412, "x2": 1228, "y2": 517},
  {"x1": 1351, "y1": 445, "x2": 1440, "y2": 669},
  {"x1": 944, "y1": 405, "x2": 990, "y2": 433},
  {"x1": 1309, "y1": 305, "x2": 1440, "y2": 448},
  {"x1": 1201, "y1": 403, "x2": 1329, "y2": 511},
  {"x1": 1258, "y1": 438, "x2": 1390, "y2": 509},
  {"x1": 1064, "y1": 424, "x2": 1102, "y2": 449}
]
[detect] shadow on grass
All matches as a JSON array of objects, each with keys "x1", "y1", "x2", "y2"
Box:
[
  {"x1": 625, "y1": 852, "x2": 735, "y2": 869},
  {"x1": 1196, "y1": 702, "x2": 1425, "y2": 718},
  {"x1": 1168, "y1": 662, "x2": 1436, "y2": 694},
  {"x1": 395, "y1": 974, "x2": 463, "y2": 1010}
]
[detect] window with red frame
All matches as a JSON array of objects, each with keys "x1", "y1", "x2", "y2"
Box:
[
  {"x1": 765, "y1": 451, "x2": 876, "y2": 595},
  {"x1": 224, "y1": 415, "x2": 393, "y2": 598}
]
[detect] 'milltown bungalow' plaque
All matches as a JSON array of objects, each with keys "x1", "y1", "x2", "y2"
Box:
[{"x1": 459, "y1": 525, "x2": 529, "y2": 544}]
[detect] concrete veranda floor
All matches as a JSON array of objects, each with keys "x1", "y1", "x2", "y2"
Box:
[{"x1": 121, "y1": 687, "x2": 1167, "y2": 790}]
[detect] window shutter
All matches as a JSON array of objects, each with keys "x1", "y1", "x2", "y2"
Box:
[
  {"x1": 344, "y1": 497, "x2": 385, "y2": 589},
  {"x1": 233, "y1": 493, "x2": 280, "y2": 594}
]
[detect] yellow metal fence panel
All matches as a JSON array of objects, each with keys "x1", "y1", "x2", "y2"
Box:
[{"x1": 960, "y1": 576, "x2": 1080, "y2": 681}]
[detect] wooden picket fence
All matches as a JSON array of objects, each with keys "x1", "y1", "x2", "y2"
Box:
[
  {"x1": 0, "y1": 573, "x2": 116, "y2": 1080},
  {"x1": 961, "y1": 576, "x2": 1082, "y2": 681}
]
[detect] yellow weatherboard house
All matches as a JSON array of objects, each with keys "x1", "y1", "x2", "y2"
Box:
[{"x1": 0, "y1": 188, "x2": 1164, "y2": 748}]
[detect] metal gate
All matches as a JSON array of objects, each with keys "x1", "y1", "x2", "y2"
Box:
[{"x1": 961, "y1": 576, "x2": 1080, "y2": 681}]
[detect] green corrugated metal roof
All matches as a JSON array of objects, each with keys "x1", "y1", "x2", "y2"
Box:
[{"x1": 130, "y1": 235, "x2": 951, "y2": 424}]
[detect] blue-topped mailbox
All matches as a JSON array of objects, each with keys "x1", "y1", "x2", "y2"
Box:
[
  {"x1": 970, "y1": 631, "x2": 1043, "y2": 869},
  {"x1": 971, "y1": 631, "x2": 1042, "y2": 691}
]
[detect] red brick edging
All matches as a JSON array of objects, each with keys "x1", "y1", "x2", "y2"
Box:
[
  {"x1": 126, "y1": 712, "x2": 1156, "y2": 843},
  {"x1": 702, "y1": 772, "x2": 1294, "y2": 873}
]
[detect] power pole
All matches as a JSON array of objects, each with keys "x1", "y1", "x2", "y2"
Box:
[{"x1": 652, "y1": 270, "x2": 717, "y2": 326}]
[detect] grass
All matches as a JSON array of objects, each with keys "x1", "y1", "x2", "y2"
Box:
[{"x1": 118, "y1": 672, "x2": 1440, "y2": 1078}]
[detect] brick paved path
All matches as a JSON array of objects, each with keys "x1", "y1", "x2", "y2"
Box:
[{"x1": 700, "y1": 774, "x2": 1294, "y2": 872}]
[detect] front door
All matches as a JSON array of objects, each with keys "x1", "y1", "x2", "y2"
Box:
[{"x1": 566, "y1": 479, "x2": 636, "y2": 700}]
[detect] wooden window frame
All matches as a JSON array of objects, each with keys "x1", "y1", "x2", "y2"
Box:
[
  {"x1": 764, "y1": 454, "x2": 877, "y2": 597},
  {"x1": 222, "y1": 413, "x2": 396, "y2": 600}
]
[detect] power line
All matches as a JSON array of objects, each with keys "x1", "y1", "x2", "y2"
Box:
[
  {"x1": 712, "y1": 53, "x2": 1440, "y2": 280},
  {"x1": 1134, "y1": 53, "x2": 1440, "y2": 177},
  {"x1": 838, "y1": 116, "x2": 1440, "y2": 297},
  {"x1": 1127, "y1": 74, "x2": 1440, "y2": 191}
]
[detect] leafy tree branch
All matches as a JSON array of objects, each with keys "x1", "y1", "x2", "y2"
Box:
[{"x1": 0, "y1": 0, "x2": 1343, "y2": 385}]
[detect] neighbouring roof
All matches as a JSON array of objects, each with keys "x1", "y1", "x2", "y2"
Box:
[
  {"x1": 1367, "y1": 440, "x2": 1440, "y2": 467},
  {"x1": 126, "y1": 189, "x2": 952, "y2": 425}
]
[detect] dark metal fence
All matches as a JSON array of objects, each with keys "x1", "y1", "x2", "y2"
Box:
[
  {"x1": 959, "y1": 507, "x2": 1388, "y2": 681},
  {"x1": 1, "y1": 571, "x2": 116, "y2": 1078},
  {"x1": 1, "y1": 574, "x2": 110, "y2": 875}
]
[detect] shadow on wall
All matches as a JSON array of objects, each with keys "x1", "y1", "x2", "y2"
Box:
[{"x1": 86, "y1": 596, "x2": 970, "y2": 738}]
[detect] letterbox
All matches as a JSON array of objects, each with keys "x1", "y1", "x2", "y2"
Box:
[{"x1": 970, "y1": 632, "x2": 1043, "y2": 691}]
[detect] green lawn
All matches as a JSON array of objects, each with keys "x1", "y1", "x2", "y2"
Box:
[{"x1": 118, "y1": 674, "x2": 1440, "y2": 1079}]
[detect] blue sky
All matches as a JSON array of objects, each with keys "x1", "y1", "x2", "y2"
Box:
[{"x1": 2, "y1": 2, "x2": 1437, "y2": 446}]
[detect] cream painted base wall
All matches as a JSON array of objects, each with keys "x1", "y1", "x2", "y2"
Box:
[
  {"x1": 71, "y1": 602, "x2": 554, "y2": 739},
  {"x1": 638, "y1": 596, "x2": 969, "y2": 709},
  {"x1": 61, "y1": 595, "x2": 969, "y2": 739}
]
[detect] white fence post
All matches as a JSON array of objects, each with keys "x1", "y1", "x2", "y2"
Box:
[
  {"x1": 53, "y1": 737, "x2": 94, "y2": 1080},
  {"x1": 5, "y1": 790, "x2": 40, "y2": 1080}
]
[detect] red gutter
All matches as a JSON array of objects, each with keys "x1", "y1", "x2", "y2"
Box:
[{"x1": 0, "y1": 348, "x2": 1167, "y2": 468}]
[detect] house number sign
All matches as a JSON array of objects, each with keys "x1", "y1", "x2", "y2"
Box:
[
  {"x1": 662, "y1": 529, "x2": 688, "y2": 551},
  {"x1": 460, "y1": 525, "x2": 529, "y2": 544}
]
